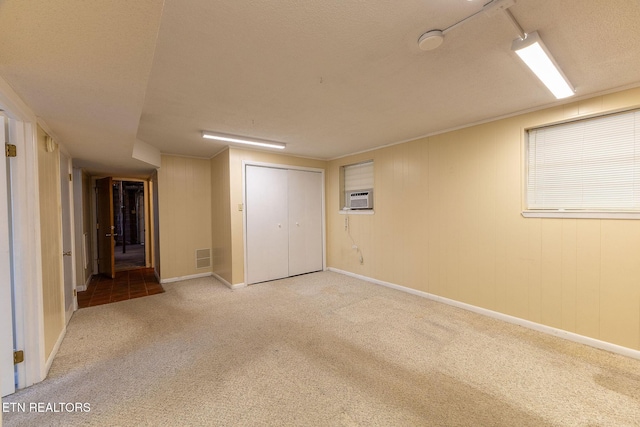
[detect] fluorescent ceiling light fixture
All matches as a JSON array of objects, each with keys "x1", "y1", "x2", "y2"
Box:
[
  {"x1": 512, "y1": 31, "x2": 575, "y2": 99},
  {"x1": 202, "y1": 132, "x2": 286, "y2": 149}
]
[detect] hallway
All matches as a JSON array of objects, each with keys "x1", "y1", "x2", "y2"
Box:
[
  {"x1": 115, "y1": 243, "x2": 146, "y2": 272},
  {"x1": 78, "y1": 268, "x2": 163, "y2": 308}
]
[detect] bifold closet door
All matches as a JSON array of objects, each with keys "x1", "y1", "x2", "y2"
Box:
[
  {"x1": 246, "y1": 165, "x2": 289, "y2": 285},
  {"x1": 288, "y1": 169, "x2": 323, "y2": 276}
]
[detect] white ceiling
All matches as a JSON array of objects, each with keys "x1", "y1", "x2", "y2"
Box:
[{"x1": 1, "y1": 0, "x2": 639, "y2": 177}]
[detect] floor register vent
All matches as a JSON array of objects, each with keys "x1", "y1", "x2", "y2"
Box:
[{"x1": 196, "y1": 248, "x2": 211, "y2": 269}]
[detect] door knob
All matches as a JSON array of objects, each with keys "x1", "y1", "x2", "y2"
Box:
[
  {"x1": 277, "y1": 224, "x2": 282, "y2": 228},
  {"x1": 296, "y1": 222, "x2": 300, "y2": 226},
  {"x1": 105, "y1": 233, "x2": 112, "y2": 237},
  {"x1": 63, "y1": 251, "x2": 71, "y2": 256}
]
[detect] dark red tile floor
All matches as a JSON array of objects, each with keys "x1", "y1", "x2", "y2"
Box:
[{"x1": 77, "y1": 268, "x2": 164, "y2": 308}]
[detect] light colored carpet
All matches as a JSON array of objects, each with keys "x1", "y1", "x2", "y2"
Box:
[{"x1": 3, "y1": 271, "x2": 640, "y2": 426}]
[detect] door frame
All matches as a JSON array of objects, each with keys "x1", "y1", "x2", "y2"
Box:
[
  {"x1": 112, "y1": 178, "x2": 151, "y2": 270},
  {"x1": 242, "y1": 161, "x2": 326, "y2": 286},
  {"x1": 59, "y1": 150, "x2": 77, "y2": 323},
  {"x1": 1, "y1": 114, "x2": 16, "y2": 397},
  {"x1": 0, "y1": 76, "x2": 47, "y2": 393},
  {"x1": 91, "y1": 176, "x2": 153, "y2": 276}
]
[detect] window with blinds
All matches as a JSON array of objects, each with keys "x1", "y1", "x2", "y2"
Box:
[
  {"x1": 342, "y1": 160, "x2": 374, "y2": 210},
  {"x1": 526, "y1": 109, "x2": 640, "y2": 212},
  {"x1": 344, "y1": 161, "x2": 373, "y2": 192}
]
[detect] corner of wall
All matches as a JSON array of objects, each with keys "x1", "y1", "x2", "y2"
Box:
[
  {"x1": 157, "y1": 155, "x2": 212, "y2": 280},
  {"x1": 210, "y1": 149, "x2": 233, "y2": 285}
]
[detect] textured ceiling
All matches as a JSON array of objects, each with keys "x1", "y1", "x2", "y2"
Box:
[
  {"x1": 0, "y1": 0, "x2": 164, "y2": 176},
  {"x1": 1, "y1": 0, "x2": 639, "y2": 176}
]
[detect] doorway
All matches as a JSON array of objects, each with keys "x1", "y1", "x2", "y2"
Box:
[
  {"x1": 60, "y1": 151, "x2": 76, "y2": 325},
  {"x1": 113, "y1": 180, "x2": 146, "y2": 272},
  {"x1": 80, "y1": 177, "x2": 158, "y2": 308},
  {"x1": 93, "y1": 177, "x2": 152, "y2": 278}
]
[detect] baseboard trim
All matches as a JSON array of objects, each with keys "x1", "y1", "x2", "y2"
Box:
[
  {"x1": 160, "y1": 272, "x2": 212, "y2": 284},
  {"x1": 328, "y1": 267, "x2": 640, "y2": 361},
  {"x1": 77, "y1": 274, "x2": 92, "y2": 292},
  {"x1": 44, "y1": 326, "x2": 67, "y2": 376},
  {"x1": 211, "y1": 272, "x2": 246, "y2": 290}
]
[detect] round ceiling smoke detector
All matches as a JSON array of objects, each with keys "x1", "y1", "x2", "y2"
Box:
[{"x1": 418, "y1": 30, "x2": 444, "y2": 51}]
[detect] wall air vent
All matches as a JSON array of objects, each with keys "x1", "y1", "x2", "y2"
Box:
[
  {"x1": 196, "y1": 248, "x2": 211, "y2": 269},
  {"x1": 347, "y1": 189, "x2": 373, "y2": 210}
]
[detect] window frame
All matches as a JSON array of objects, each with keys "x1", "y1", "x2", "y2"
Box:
[
  {"x1": 523, "y1": 107, "x2": 640, "y2": 219},
  {"x1": 340, "y1": 160, "x2": 374, "y2": 214}
]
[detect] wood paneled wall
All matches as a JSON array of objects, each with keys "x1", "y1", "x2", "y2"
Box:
[
  {"x1": 36, "y1": 125, "x2": 65, "y2": 360},
  {"x1": 327, "y1": 87, "x2": 640, "y2": 350},
  {"x1": 158, "y1": 155, "x2": 212, "y2": 280},
  {"x1": 211, "y1": 149, "x2": 232, "y2": 284}
]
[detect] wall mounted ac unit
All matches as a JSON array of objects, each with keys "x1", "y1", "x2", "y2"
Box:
[{"x1": 347, "y1": 189, "x2": 373, "y2": 210}]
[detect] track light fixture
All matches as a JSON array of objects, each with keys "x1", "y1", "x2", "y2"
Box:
[
  {"x1": 512, "y1": 31, "x2": 574, "y2": 99},
  {"x1": 202, "y1": 132, "x2": 286, "y2": 150},
  {"x1": 417, "y1": 0, "x2": 574, "y2": 99}
]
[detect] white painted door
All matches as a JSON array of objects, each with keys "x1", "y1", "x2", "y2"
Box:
[
  {"x1": 0, "y1": 115, "x2": 16, "y2": 397},
  {"x1": 60, "y1": 152, "x2": 75, "y2": 324},
  {"x1": 246, "y1": 165, "x2": 289, "y2": 284},
  {"x1": 288, "y1": 169, "x2": 323, "y2": 276}
]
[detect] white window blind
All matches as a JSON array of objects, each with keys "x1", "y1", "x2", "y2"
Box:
[
  {"x1": 344, "y1": 161, "x2": 374, "y2": 192},
  {"x1": 527, "y1": 109, "x2": 640, "y2": 211}
]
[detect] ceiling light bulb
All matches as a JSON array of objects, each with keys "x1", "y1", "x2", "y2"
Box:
[{"x1": 512, "y1": 31, "x2": 574, "y2": 99}]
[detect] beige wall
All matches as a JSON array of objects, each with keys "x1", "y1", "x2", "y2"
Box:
[
  {"x1": 36, "y1": 125, "x2": 65, "y2": 360},
  {"x1": 327, "y1": 87, "x2": 640, "y2": 351},
  {"x1": 158, "y1": 155, "x2": 212, "y2": 280},
  {"x1": 211, "y1": 149, "x2": 232, "y2": 284},
  {"x1": 227, "y1": 147, "x2": 326, "y2": 285},
  {"x1": 170, "y1": 147, "x2": 326, "y2": 286}
]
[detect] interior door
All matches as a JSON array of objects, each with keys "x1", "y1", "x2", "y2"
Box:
[
  {"x1": 288, "y1": 169, "x2": 323, "y2": 276},
  {"x1": 0, "y1": 114, "x2": 16, "y2": 396},
  {"x1": 96, "y1": 177, "x2": 115, "y2": 278},
  {"x1": 246, "y1": 165, "x2": 289, "y2": 285},
  {"x1": 60, "y1": 152, "x2": 75, "y2": 323}
]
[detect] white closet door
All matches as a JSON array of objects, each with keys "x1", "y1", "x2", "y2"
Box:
[
  {"x1": 246, "y1": 165, "x2": 289, "y2": 284},
  {"x1": 288, "y1": 169, "x2": 323, "y2": 276}
]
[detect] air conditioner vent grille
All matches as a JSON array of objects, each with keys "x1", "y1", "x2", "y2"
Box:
[{"x1": 347, "y1": 189, "x2": 373, "y2": 210}]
